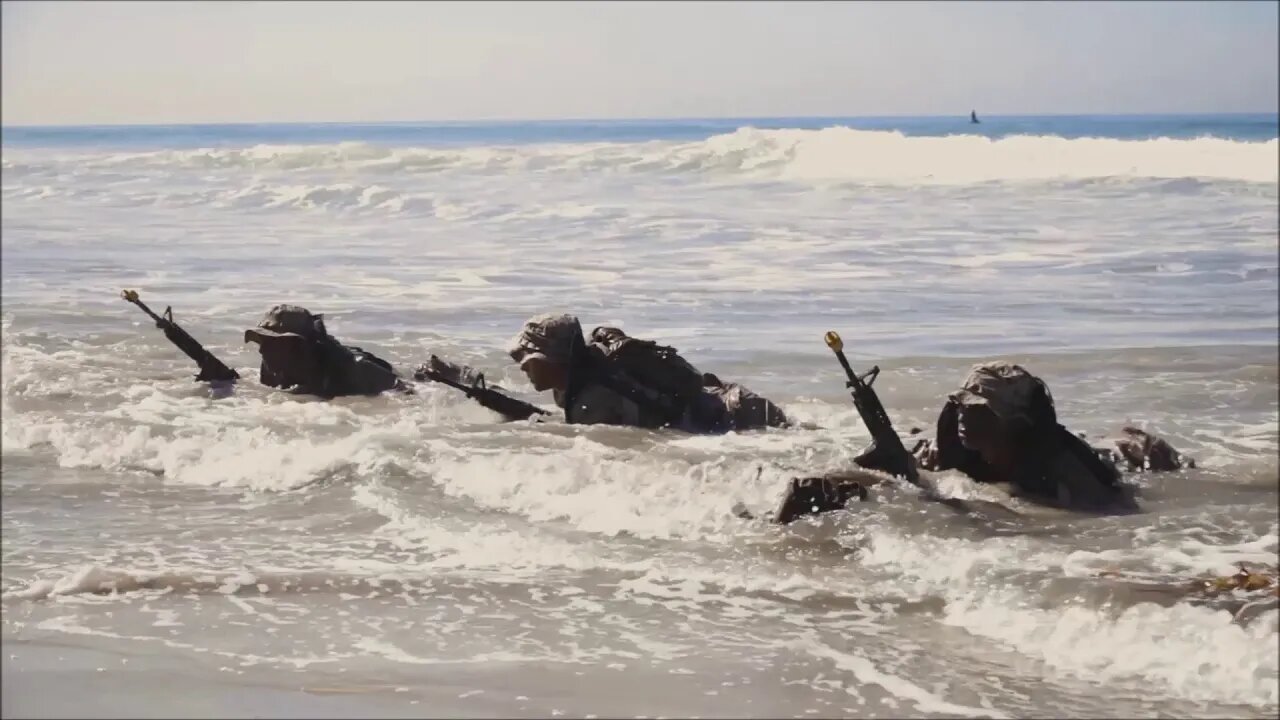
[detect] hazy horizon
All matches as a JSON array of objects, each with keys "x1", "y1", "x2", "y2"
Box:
[
  {"x1": 4, "y1": 110, "x2": 1279, "y2": 131},
  {"x1": 3, "y1": 1, "x2": 1277, "y2": 126}
]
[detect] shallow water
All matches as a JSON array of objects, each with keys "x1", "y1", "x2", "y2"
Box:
[{"x1": 3, "y1": 116, "x2": 1278, "y2": 718}]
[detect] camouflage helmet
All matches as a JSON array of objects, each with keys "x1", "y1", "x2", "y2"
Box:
[
  {"x1": 948, "y1": 361, "x2": 1055, "y2": 428},
  {"x1": 244, "y1": 304, "x2": 327, "y2": 345},
  {"x1": 508, "y1": 313, "x2": 583, "y2": 367}
]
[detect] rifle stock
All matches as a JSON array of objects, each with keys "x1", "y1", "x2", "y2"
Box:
[
  {"x1": 414, "y1": 355, "x2": 550, "y2": 422},
  {"x1": 121, "y1": 290, "x2": 239, "y2": 383}
]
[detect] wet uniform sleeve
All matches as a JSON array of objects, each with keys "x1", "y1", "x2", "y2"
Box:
[
  {"x1": 567, "y1": 383, "x2": 642, "y2": 427},
  {"x1": 1043, "y1": 447, "x2": 1134, "y2": 512},
  {"x1": 321, "y1": 345, "x2": 402, "y2": 397},
  {"x1": 699, "y1": 383, "x2": 788, "y2": 432},
  {"x1": 344, "y1": 354, "x2": 402, "y2": 395}
]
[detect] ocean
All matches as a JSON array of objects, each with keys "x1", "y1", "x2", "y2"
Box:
[{"x1": 2, "y1": 114, "x2": 1277, "y2": 718}]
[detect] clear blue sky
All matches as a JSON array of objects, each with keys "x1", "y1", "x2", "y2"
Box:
[{"x1": 2, "y1": 0, "x2": 1276, "y2": 125}]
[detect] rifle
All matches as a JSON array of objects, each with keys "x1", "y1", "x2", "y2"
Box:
[
  {"x1": 768, "y1": 333, "x2": 1024, "y2": 524},
  {"x1": 121, "y1": 290, "x2": 240, "y2": 383},
  {"x1": 414, "y1": 355, "x2": 550, "y2": 422},
  {"x1": 824, "y1": 330, "x2": 919, "y2": 486}
]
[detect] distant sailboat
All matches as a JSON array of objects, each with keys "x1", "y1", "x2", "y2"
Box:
[{"x1": 970, "y1": 110, "x2": 980, "y2": 124}]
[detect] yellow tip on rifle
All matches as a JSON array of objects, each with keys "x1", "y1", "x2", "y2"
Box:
[
  {"x1": 121, "y1": 289, "x2": 139, "y2": 302},
  {"x1": 824, "y1": 331, "x2": 843, "y2": 352}
]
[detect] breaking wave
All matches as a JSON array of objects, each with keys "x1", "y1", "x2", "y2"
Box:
[{"x1": 5, "y1": 128, "x2": 1277, "y2": 185}]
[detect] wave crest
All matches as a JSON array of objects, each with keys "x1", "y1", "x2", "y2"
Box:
[{"x1": 7, "y1": 128, "x2": 1277, "y2": 185}]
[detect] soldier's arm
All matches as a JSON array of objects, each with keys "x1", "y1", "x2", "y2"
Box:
[
  {"x1": 1107, "y1": 426, "x2": 1195, "y2": 471},
  {"x1": 567, "y1": 384, "x2": 642, "y2": 427}
]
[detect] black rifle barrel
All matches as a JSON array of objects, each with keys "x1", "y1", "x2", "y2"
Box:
[
  {"x1": 121, "y1": 290, "x2": 239, "y2": 382},
  {"x1": 823, "y1": 330, "x2": 919, "y2": 485},
  {"x1": 122, "y1": 290, "x2": 166, "y2": 326}
]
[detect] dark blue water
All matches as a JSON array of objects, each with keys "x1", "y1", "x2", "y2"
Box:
[{"x1": 3, "y1": 114, "x2": 1277, "y2": 150}]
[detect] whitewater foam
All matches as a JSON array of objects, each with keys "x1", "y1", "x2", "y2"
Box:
[
  {"x1": 5, "y1": 129, "x2": 1276, "y2": 198},
  {"x1": 4, "y1": 117, "x2": 1276, "y2": 718}
]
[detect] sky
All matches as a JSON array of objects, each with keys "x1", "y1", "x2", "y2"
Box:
[{"x1": 2, "y1": 0, "x2": 1277, "y2": 126}]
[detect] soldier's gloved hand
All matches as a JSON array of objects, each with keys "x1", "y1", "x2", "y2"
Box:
[
  {"x1": 850, "y1": 443, "x2": 921, "y2": 480},
  {"x1": 910, "y1": 438, "x2": 940, "y2": 470},
  {"x1": 414, "y1": 355, "x2": 482, "y2": 387}
]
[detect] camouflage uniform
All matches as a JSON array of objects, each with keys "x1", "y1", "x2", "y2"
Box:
[
  {"x1": 773, "y1": 362, "x2": 1196, "y2": 523},
  {"x1": 917, "y1": 362, "x2": 1138, "y2": 512},
  {"x1": 1106, "y1": 425, "x2": 1195, "y2": 471},
  {"x1": 244, "y1": 305, "x2": 403, "y2": 398},
  {"x1": 697, "y1": 377, "x2": 789, "y2": 433},
  {"x1": 508, "y1": 313, "x2": 787, "y2": 433}
]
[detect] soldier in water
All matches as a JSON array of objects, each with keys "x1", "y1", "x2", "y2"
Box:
[
  {"x1": 125, "y1": 290, "x2": 406, "y2": 399},
  {"x1": 911, "y1": 362, "x2": 1140, "y2": 512},
  {"x1": 507, "y1": 313, "x2": 789, "y2": 433},
  {"x1": 773, "y1": 359, "x2": 1194, "y2": 523},
  {"x1": 243, "y1": 304, "x2": 405, "y2": 398}
]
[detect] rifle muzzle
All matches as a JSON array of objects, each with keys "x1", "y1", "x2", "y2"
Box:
[{"x1": 824, "y1": 331, "x2": 844, "y2": 353}]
